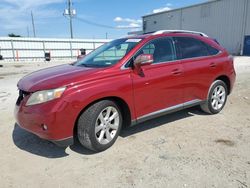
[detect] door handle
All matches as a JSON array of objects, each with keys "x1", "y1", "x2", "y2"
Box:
[
  {"x1": 171, "y1": 69, "x2": 182, "y2": 75},
  {"x1": 210, "y1": 62, "x2": 216, "y2": 68}
]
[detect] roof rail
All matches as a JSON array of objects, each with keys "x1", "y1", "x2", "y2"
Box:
[{"x1": 152, "y1": 30, "x2": 209, "y2": 37}]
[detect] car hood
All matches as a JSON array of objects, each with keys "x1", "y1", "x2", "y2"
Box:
[{"x1": 17, "y1": 64, "x2": 104, "y2": 92}]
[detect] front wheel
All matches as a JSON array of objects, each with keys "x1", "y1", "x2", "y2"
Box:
[
  {"x1": 77, "y1": 100, "x2": 122, "y2": 152},
  {"x1": 200, "y1": 80, "x2": 228, "y2": 114}
]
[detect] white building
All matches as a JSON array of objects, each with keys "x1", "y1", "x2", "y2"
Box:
[{"x1": 142, "y1": 0, "x2": 250, "y2": 55}]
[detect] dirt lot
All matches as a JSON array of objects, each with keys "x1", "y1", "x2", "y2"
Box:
[{"x1": 0, "y1": 57, "x2": 250, "y2": 188}]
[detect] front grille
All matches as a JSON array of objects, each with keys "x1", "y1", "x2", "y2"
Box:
[{"x1": 16, "y1": 89, "x2": 30, "y2": 106}]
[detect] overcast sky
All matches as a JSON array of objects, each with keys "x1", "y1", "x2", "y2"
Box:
[{"x1": 0, "y1": 0, "x2": 205, "y2": 39}]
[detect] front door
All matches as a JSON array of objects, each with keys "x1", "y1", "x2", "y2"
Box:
[{"x1": 131, "y1": 37, "x2": 184, "y2": 120}]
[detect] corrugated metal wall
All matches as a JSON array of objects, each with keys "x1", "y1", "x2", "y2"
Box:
[
  {"x1": 144, "y1": 10, "x2": 182, "y2": 32},
  {"x1": 245, "y1": 0, "x2": 250, "y2": 35},
  {"x1": 0, "y1": 37, "x2": 110, "y2": 61},
  {"x1": 143, "y1": 0, "x2": 250, "y2": 55}
]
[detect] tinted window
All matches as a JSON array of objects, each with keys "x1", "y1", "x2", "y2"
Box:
[
  {"x1": 174, "y1": 37, "x2": 211, "y2": 59},
  {"x1": 142, "y1": 43, "x2": 155, "y2": 54},
  {"x1": 135, "y1": 37, "x2": 176, "y2": 64},
  {"x1": 206, "y1": 44, "x2": 220, "y2": 55}
]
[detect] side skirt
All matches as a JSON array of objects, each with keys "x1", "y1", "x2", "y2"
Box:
[{"x1": 131, "y1": 99, "x2": 204, "y2": 126}]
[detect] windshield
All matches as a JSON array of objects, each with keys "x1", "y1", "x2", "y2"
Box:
[{"x1": 74, "y1": 38, "x2": 141, "y2": 68}]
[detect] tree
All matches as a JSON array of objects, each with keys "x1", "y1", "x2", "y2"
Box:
[{"x1": 8, "y1": 33, "x2": 21, "y2": 37}]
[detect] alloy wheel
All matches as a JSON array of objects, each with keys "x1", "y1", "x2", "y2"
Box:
[
  {"x1": 95, "y1": 106, "x2": 120, "y2": 145},
  {"x1": 211, "y1": 85, "x2": 226, "y2": 110}
]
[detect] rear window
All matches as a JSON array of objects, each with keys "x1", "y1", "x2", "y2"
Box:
[{"x1": 174, "y1": 37, "x2": 219, "y2": 59}]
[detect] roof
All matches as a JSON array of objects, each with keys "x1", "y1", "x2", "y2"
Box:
[{"x1": 143, "y1": 0, "x2": 221, "y2": 18}]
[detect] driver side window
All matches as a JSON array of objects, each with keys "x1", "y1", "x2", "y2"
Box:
[
  {"x1": 142, "y1": 43, "x2": 155, "y2": 55},
  {"x1": 127, "y1": 37, "x2": 176, "y2": 67}
]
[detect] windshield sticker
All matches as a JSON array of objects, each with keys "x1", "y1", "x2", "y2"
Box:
[{"x1": 125, "y1": 39, "x2": 142, "y2": 43}]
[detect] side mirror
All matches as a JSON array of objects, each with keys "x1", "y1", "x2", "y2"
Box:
[
  {"x1": 134, "y1": 54, "x2": 153, "y2": 68},
  {"x1": 133, "y1": 54, "x2": 153, "y2": 77}
]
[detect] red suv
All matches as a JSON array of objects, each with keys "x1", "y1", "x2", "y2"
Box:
[{"x1": 15, "y1": 30, "x2": 236, "y2": 151}]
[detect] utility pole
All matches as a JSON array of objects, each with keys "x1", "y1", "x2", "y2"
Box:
[
  {"x1": 63, "y1": 0, "x2": 76, "y2": 39},
  {"x1": 31, "y1": 11, "x2": 36, "y2": 37}
]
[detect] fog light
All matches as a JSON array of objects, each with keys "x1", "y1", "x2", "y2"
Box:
[{"x1": 42, "y1": 124, "x2": 48, "y2": 130}]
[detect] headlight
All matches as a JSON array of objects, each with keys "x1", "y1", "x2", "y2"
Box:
[{"x1": 26, "y1": 87, "x2": 66, "y2": 106}]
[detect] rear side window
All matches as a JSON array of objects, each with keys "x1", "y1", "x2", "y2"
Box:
[
  {"x1": 206, "y1": 44, "x2": 220, "y2": 55},
  {"x1": 174, "y1": 37, "x2": 219, "y2": 59}
]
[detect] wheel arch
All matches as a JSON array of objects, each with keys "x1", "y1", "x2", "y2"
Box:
[
  {"x1": 73, "y1": 96, "x2": 132, "y2": 137},
  {"x1": 215, "y1": 75, "x2": 231, "y2": 95}
]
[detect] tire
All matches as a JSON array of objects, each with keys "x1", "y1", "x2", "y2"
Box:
[
  {"x1": 200, "y1": 80, "x2": 228, "y2": 114},
  {"x1": 77, "y1": 100, "x2": 122, "y2": 152}
]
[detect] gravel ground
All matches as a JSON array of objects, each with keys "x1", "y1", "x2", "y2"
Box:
[{"x1": 0, "y1": 57, "x2": 249, "y2": 188}]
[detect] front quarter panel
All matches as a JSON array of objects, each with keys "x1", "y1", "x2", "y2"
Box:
[{"x1": 62, "y1": 69, "x2": 134, "y2": 134}]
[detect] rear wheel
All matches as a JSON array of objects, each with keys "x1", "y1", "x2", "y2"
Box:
[
  {"x1": 200, "y1": 80, "x2": 228, "y2": 114},
  {"x1": 77, "y1": 100, "x2": 122, "y2": 152}
]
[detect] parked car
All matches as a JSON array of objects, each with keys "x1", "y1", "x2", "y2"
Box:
[{"x1": 15, "y1": 30, "x2": 236, "y2": 152}]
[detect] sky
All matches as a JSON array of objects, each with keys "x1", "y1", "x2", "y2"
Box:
[{"x1": 0, "y1": 0, "x2": 206, "y2": 39}]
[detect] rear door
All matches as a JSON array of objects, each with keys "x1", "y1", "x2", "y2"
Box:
[
  {"x1": 131, "y1": 37, "x2": 184, "y2": 120},
  {"x1": 174, "y1": 37, "x2": 221, "y2": 102}
]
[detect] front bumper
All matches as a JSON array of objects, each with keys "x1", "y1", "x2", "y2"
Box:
[{"x1": 14, "y1": 96, "x2": 75, "y2": 147}]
